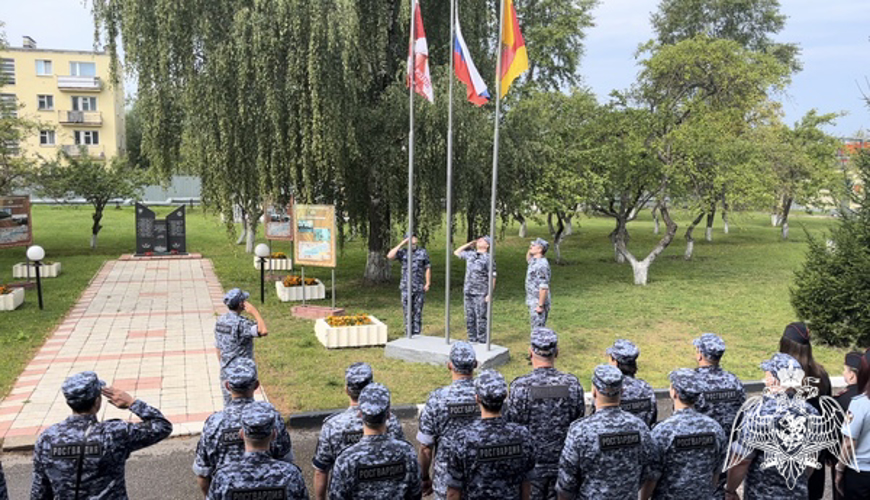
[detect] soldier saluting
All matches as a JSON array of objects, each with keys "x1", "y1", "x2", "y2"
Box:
[
  {"x1": 454, "y1": 236, "x2": 495, "y2": 343},
  {"x1": 388, "y1": 233, "x2": 431, "y2": 337},
  {"x1": 214, "y1": 288, "x2": 268, "y2": 406}
]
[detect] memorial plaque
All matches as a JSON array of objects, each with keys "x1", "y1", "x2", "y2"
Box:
[
  {"x1": 135, "y1": 203, "x2": 156, "y2": 254},
  {"x1": 153, "y1": 220, "x2": 168, "y2": 253},
  {"x1": 0, "y1": 196, "x2": 33, "y2": 249},
  {"x1": 167, "y1": 206, "x2": 187, "y2": 253},
  {"x1": 264, "y1": 198, "x2": 294, "y2": 241},
  {"x1": 135, "y1": 203, "x2": 187, "y2": 256}
]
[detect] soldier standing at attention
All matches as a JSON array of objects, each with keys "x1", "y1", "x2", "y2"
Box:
[
  {"x1": 329, "y1": 383, "x2": 422, "y2": 500},
  {"x1": 606, "y1": 339, "x2": 657, "y2": 427},
  {"x1": 641, "y1": 369, "x2": 727, "y2": 500},
  {"x1": 214, "y1": 288, "x2": 268, "y2": 406},
  {"x1": 30, "y1": 371, "x2": 173, "y2": 499},
  {"x1": 525, "y1": 238, "x2": 551, "y2": 328},
  {"x1": 417, "y1": 341, "x2": 480, "y2": 499},
  {"x1": 454, "y1": 236, "x2": 495, "y2": 343},
  {"x1": 313, "y1": 362, "x2": 405, "y2": 500},
  {"x1": 505, "y1": 328, "x2": 585, "y2": 500},
  {"x1": 557, "y1": 365, "x2": 655, "y2": 500},
  {"x1": 446, "y1": 370, "x2": 536, "y2": 500},
  {"x1": 692, "y1": 334, "x2": 746, "y2": 435},
  {"x1": 388, "y1": 233, "x2": 432, "y2": 337},
  {"x1": 207, "y1": 402, "x2": 308, "y2": 500},
  {"x1": 193, "y1": 358, "x2": 294, "y2": 496}
]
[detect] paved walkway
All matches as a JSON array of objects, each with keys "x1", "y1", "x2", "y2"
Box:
[{"x1": 0, "y1": 257, "x2": 264, "y2": 448}]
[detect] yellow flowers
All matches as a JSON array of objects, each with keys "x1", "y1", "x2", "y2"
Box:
[
  {"x1": 326, "y1": 314, "x2": 372, "y2": 327},
  {"x1": 282, "y1": 275, "x2": 317, "y2": 287},
  {"x1": 0, "y1": 285, "x2": 10, "y2": 295},
  {"x1": 271, "y1": 252, "x2": 288, "y2": 259}
]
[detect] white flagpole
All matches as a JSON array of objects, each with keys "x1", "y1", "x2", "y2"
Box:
[
  {"x1": 486, "y1": 0, "x2": 505, "y2": 352},
  {"x1": 406, "y1": 0, "x2": 416, "y2": 339},
  {"x1": 445, "y1": 0, "x2": 455, "y2": 344}
]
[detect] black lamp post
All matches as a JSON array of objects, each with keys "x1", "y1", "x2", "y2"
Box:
[
  {"x1": 26, "y1": 245, "x2": 45, "y2": 310},
  {"x1": 254, "y1": 243, "x2": 270, "y2": 304}
]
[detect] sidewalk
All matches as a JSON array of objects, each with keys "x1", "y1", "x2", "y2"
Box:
[{"x1": 0, "y1": 256, "x2": 264, "y2": 450}]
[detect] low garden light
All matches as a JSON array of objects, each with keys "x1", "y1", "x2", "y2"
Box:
[
  {"x1": 254, "y1": 243, "x2": 270, "y2": 304},
  {"x1": 26, "y1": 245, "x2": 45, "y2": 310}
]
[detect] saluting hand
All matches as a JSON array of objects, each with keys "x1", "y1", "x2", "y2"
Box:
[{"x1": 102, "y1": 386, "x2": 136, "y2": 409}]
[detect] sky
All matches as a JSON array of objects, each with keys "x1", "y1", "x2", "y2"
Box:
[{"x1": 3, "y1": 0, "x2": 869, "y2": 136}]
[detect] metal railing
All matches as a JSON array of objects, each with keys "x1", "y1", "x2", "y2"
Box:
[{"x1": 58, "y1": 110, "x2": 102, "y2": 125}]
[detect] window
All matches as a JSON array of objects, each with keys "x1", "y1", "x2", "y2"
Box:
[
  {"x1": 39, "y1": 130, "x2": 56, "y2": 145},
  {"x1": 36, "y1": 60, "x2": 52, "y2": 76},
  {"x1": 74, "y1": 130, "x2": 99, "y2": 145},
  {"x1": 37, "y1": 95, "x2": 54, "y2": 110},
  {"x1": 69, "y1": 61, "x2": 96, "y2": 77},
  {"x1": 0, "y1": 94, "x2": 17, "y2": 118},
  {"x1": 0, "y1": 58, "x2": 14, "y2": 84},
  {"x1": 72, "y1": 96, "x2": 97, "y2": 111}
]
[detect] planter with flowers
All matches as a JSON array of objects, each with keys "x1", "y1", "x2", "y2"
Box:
[
  {"x1": 13, "y1": 261, "x2": 62, "y2": 279},
  {"x1": 276, "y1": 274, "x2": 325, "y2": 302},
  {"x1": 0, "y1": 285, "x2": 24, "y2": 311},
  {"x1": 253, "y1": 252, "x2": 293, "y2": 271},
  {"x1": 315, "y1": 314, "x2": 387, "y2": 348}
]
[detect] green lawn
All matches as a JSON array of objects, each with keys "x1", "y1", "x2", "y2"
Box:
[{"x1": 0, "y1": 205, "x2": 848, "y2": 414}]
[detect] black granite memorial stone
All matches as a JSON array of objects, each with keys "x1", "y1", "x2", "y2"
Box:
[{"x1": 135, "y1": 203, "x2": 188, "y2": 256}]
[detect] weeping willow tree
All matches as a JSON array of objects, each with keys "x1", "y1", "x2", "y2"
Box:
[{"x1": 92, "y1": 0, "x2": 597, "y2": 281}]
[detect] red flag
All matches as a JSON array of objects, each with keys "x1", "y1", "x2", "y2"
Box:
[{"x1": 407, "y1": 0, "x2": 434, "y2": 102}]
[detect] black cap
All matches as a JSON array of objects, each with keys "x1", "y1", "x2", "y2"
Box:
[
  {"x1": 845, "y1": 351, "x2": 863, "y2": 371},
  {"x1": 782, "y1": 322, "x2": 810, "y2": 346}
]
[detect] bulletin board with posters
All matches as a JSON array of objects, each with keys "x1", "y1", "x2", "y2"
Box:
[
  {"x1": 293, "y1": 204, "x2": 336, "y2": 268},
  {"x1": 0, "y1": 196, "x2": 33, "y2": 249},
  {"x1": 264, "y1": 198, "x2": 295, "y2": 241}
]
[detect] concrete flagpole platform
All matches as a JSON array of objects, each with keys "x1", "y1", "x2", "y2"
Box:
[{"x1": 384, "y1": 335, "x2": 510, "y2": 369}]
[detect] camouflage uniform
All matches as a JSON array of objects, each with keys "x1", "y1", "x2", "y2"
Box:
[
  {"x1": 458, "y1": 239, "x2": 495, "y2": 343},
  {"x1": 0, "y1": 461, "x2": 7, "y2": 500},
  {"x1": 417, "y1": 342, "x2": 480, "y2": 499},
  {"x1": 328, "y1": 384, "x2": 422, "y2": 500},
  {"x1": 194, "y1": 359, "x2": 294, "y2": 480},
  {"x1": 31, "y1": 372, "x2": 173, "y2": 500},
  {"x1": 446, "y1": 370, "x2": 536, "y2": 500},
  {"x1": 557, "y1": 365, "x2": 655, "y2": 500},
  {"x1": 525, "y1": 238, "x2": 551, "y2": 328},
  {"x1": 207, "y1": 402, "x2": 308, "y2": 500},
  {"x1": 395, "y1": 246, "x2": 431, "y2": 337},
  {"x1": 214, "y1": 288, "x2": 261, "y2": 406},
  {"x1": 313, "y1": 363, "x2": 405, "y2": 474},
  {"x1": 648, "y1": 369, "x2": 728, "y2": 500},
  {"x1": 504, "y1": 328, "x2": 585, "y2": 500},
  {"x1": 693, "y1": 334, "x2": 746, "y2": 435},
  {"x1": 606, "y1": 339, "x2": 657, "y2": 427}
]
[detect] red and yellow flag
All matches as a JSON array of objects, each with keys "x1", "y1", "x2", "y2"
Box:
[{"x1": 499, "y1": 0, "x2": 528, "y2": 98}]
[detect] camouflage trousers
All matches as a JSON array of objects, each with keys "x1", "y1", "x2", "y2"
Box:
[
  {"x1": 464, "y1": 294, "x2": 488, "y2": 343},
  {"x1": 401, "y1": 291, "x2": 425, "y2": 336},
  {"x1": 530, "y1": 474, "x2": 558, "y2": 500},
  {"x1": 529, "y1": 304, "x2": 549, "y2": 328}
]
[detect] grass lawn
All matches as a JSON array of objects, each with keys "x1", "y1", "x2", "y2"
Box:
[{"x1": 0, "y1": 205, "x2": 849, "y2": 414}]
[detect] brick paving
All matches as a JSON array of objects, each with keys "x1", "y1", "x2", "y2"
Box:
[{"x1": 0, "y1": 257, "x2": 265, "y2": 448}]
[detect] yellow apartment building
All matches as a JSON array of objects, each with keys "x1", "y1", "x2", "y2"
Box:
[{"x1": 0, "y1": 36, "x2": 125, "y2": 162}]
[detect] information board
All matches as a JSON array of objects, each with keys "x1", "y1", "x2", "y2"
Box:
[
  {"x1": 293, "y1": 204, "x2": 336, "y2": 268},
  {"x1": 0, "y1": 196, "x2": 33, "y2": 249},
  {"x1": 264, "y1": 199, "x2": 294, "y2": 241}
]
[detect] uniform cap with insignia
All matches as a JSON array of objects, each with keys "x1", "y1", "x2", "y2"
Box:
[
  {"x1": 530, "y1": 238, "x2": 549, "y2": 252},
  {"x1": 693, "y1": 333, "x2": 726, "y2": 360},
  {"x1": 449, "y1": 341, "x2": 477, "y2": 374},
  {"x1": 345, "y1": 362, "x2": 374, "y2": 393},
  {"x1": 223, "y1": 288, "x2": 250, "y2": 309},
  {"x1": 606, "y1": 339, "x2": 640, "y2": 363},
  {"x1": 241, "y1": 401, "x2": 278, "y2": 439},
  {"x1": 475, "y1": 369, "x2": 508, "y2": 405},
  {"x1": 358, "y1": 383, "x2": 391, "y2": 422},
  {"x1": 760, "y1": 352, "x2": 804, "y2": 385},
  {"x1": 62, "y1": 371, "x2": 106, "y2": 404},
  {"x1": 225, "y1": 357, "x2": 258, "y2": 391},
  {"x1": 845, "y1": 351, "x2": 863, "y2": 371},
  {"x1": 592, "y1": 364, "x2": 623, "y2": 397},
  {"x1": 480, "y1": 235, "x2": 492, "y2": 247},
  {"x1": 668, "y1": 368, "x2": 703, "y2": 404},
  {"x1": 530, "y1": 327, "x2": 558, "y2": 356}
]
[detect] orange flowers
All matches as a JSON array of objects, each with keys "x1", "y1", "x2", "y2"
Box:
[
  {"x1": 326, "y1": 314, "x2": 372, "y2": 327},
  {"x1": 282, "y1": 275, "x2": 318, "y2": 287},
  {"x1": 271, "y1": 252, "x2": 288, "y2": 259},
  {"x1": 0, "y1": 285, "x2": 10, "y2": 295}
]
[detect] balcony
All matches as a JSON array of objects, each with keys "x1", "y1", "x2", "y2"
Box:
[
  {"x1": 58, "y1": 110, "x2": 102, "y2": 126},
  {"x1": 61, "y1": 144, "x2": 105, "y2": 159},
  {"x1": 57, "y1": 75, "x2": 102, "y2": 92}
]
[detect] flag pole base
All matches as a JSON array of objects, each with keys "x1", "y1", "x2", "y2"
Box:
[{"x1": 384, "y1": 335, "x2": 510, "y2": 370}]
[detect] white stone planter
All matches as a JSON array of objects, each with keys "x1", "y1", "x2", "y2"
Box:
[
  {"x1": 0, "y1": 288, "x2": 24, "y2": 311},
  {"x1": 253, "y1": 257, "x2": 292, "y2": 271},
  {"x1": 276, "y1": 279, "x2": 326, "y2": 302},
  {"x1": 13, "y1": 262, "x2": 62, "y2": 279},
  {"x1": 315, "y1": 316, "x2": 388, "y2": 348}
]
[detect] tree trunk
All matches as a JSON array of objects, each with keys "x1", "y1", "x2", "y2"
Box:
[
  {"x1": 564, "y1": 214, "x2": 574, "y2": 236},
  {"x1": 244, "y1": 219, "x2": 256, "y2": 253},
  {"x1": 547, "y1": 213, "x2": 556, "y2": 236},
  {"x1": 515, "y1": 213, "x2": 527, "y2": 238},
  {"x1": 235, "y1": 208, "x2": 247, "y2": 245},
  {"x1": 781, "y1": 197, "x2": 793, "y2": 240},
  {"x1": 91, "y1": 208, "x2": 103, "y2": 250},
  {"x1": 364, "y1": 200, "x2": 392, "y2": 283},
  {"x1": 552, "y1": 212, "x2": 565, "y2": 264},
  {"x1": 721, "y1": 199, "x2": 730, "y2": 234},
  {"x1": 466, "y1": 210, "x2": 476, "y2": 243},
  {"x1": 684, "y1": 212, "x2": 704, "y2": 260},
  {"x1": 610, "y1": 218, "x2": 629, "y2": 264},
  {"x1": 616, "y1": 204, "x2": 678, "y2": 285},
  {"x1": 653, "y1": 206, "x2": 660, "y2": 235},
  {"x1": 705, "y1": 205, "x2": 716, "y2": 242}
]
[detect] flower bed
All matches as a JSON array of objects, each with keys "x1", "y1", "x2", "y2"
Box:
[
  {"x1": 276, "y1": 278, "x2": 325, "y2": 302},
  {"x1": 253, "y1": 255, "x2": 293, "y2": 271},
  {"x1": 0, "y1": 286, "x2": 25, "y2": 311},
  {"x1": 12, "y1": 262, "x2": 62, "y2": 279},
  {"x1": 315, "y1": 314, "x2": 387, "y2": 348}
]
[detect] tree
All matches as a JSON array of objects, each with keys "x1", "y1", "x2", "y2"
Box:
[
  {"x1": 0, "y1": 24, "x2": 38, "y2": 195},
  {"x1": 124, "y1": 99, "x2": 149, "y2": 171},
  {"x1": 37, "y1": 152, "x2": 143, "y2": 249},
  {"x1": 791, "y1": 149, "x2": 870, "y2": 347}
]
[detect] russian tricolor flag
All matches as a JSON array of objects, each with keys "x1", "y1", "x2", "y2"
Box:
[{"x1": 454, "y1": 20, "x2": 490, "y2": 107}]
